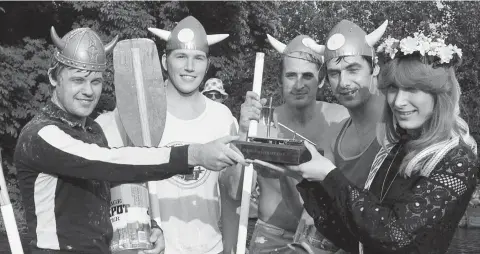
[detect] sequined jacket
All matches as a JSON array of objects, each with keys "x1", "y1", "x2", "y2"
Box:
[{"x1": 297, "y1": 141, "x2": 478, "y2": 254}]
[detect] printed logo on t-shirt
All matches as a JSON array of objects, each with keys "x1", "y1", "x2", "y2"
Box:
[{"x1": 165, "y1": 141, "x2": 210, "y2": 188}]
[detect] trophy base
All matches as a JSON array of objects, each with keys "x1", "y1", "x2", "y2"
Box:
[{"x1": 232, "y1": 137, "x2": 323, "y2": 165}]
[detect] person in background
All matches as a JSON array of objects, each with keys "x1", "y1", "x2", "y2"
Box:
[
  {"x1": 202, "y1": 77, "x2": 241, "y2": 133},
  {"x1": 202, "y1": 78, "x2": 229, "y2": 103}
]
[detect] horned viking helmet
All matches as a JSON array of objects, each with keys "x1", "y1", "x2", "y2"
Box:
[
  {"x1": 267, "y1": 34, "x2": 325, "y2": 63},
  {"x1": 324, "y1": 20, "x2": 388, "y2": 62},
  {"x1": 50, "y1": 27, "x2": 119, "y2": 71},
  {"x1": 148, "y1": 16, "x2": 229, "y2": 54}
]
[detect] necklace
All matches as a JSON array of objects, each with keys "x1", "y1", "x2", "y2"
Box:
[{"x1": 380, "y1": 144, "x2": 403, "y2": 203}]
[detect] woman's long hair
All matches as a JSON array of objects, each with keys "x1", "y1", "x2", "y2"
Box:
[{"x1": 376, "y1": 55, "x2": 476, "y2": 177}]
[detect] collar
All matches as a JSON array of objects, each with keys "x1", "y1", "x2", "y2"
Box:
[
  {"x1": 42, "y1": 100, "x2": 94, "y2": 131},
  {"x1": 396, "y1": 125, "x2": 417, "y2": 144}
]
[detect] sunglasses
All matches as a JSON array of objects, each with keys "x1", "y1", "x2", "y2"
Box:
[{"x1": 205, "y1": 92, "x2": 223, "y2": 99}]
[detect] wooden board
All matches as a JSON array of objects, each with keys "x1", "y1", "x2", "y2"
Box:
[{"x1": 113, "y1": 39, "x2": 166, "y2": 147}]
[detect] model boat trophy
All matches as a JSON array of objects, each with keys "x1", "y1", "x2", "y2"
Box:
[{"x1": 233, "y1": 98, "x2": 323, "y2": 165}]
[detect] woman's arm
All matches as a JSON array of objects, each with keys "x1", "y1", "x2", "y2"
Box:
[{"x1": 297, "y1": 180, "x2": 360, "y2": 253}]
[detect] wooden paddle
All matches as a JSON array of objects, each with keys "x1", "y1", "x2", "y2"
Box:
[
  {"x1": 113, "y1": 38, "x2": 166, "y2": 147},
  {"x1": 113, "y1": 38, "x2": 166, "y2": 222},
  {"x1": 236, "y1": 52, "x2": 265, "y2": 254},
  {"x1": 0, "y1": 151, "x2": 24, "y2": 254}
]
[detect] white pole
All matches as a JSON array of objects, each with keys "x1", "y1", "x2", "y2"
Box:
[
  {"x1": 0, "y1": 151, "x2": 24, "y2": 254},
  {"x1": 236, "y1": 52, "x2": 264, "y2": 254}
]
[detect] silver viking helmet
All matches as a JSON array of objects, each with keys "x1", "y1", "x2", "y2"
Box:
[
  {"x1": 267, "y1": 34, "x2": 325, "y2": 63},
  {"x1": 324, "y1": 20, "x2": 388, "y2": 63},
  {"x1": 50, "y1": 27, "x2": 119, "y2": 71},
  {"x1": 148, "y1": 16, "x2": 229, "y2": 54}
]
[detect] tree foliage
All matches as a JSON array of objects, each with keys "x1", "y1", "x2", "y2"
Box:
[{"x1": 1, "y1": 0, "x2": 480, "y2": 233}]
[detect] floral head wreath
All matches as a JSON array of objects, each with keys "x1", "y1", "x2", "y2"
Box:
[{"x1": 376, "y1": 32, "x2": 462, "y2": 67}]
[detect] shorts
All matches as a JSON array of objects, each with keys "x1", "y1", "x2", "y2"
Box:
[
  {"x1": 248, "y1": 219, "x2": 296, "y2": 254},
  {"x1": 293, "y1": 217, "x2": 340, "y2": 253}
]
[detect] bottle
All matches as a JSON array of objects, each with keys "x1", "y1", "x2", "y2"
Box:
[{"x1": 110, "y1": 183, "x2": 153, "y2": 254}]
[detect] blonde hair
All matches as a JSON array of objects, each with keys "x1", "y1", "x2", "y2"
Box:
[{"x1": 376, "y1": 56, "x2": 476, "y2": 177}]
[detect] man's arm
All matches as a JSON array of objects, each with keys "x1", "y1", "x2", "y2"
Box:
[
  {"x1": 15, "y1": 124, "x2": 190, "y2": 182},
  {"x1": 16, "y1": 124, "x2": 245, "y2": 182}
]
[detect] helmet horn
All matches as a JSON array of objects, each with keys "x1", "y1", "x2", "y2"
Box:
[
  {"x1": 267, "y1": 34, "x2": 287, "y2": 53},
  {"x1": 148, "y1": 28, "x2": 171, "y2": 41},
  {"x1": 302, "y1": 38, "x2": 325, "y2": 55},
  {"x1": 365, "y1": 20, "x2": 389, "y2": 47},
  {"x1": 104, "y1": 35, "x2": 119, "y2": 53},
  {"x1": 206, "y1": 34, "x2": 229, "y2": 45},
  {"x1": 50, "y1": 26, "x2": 66, "y2": 50}
]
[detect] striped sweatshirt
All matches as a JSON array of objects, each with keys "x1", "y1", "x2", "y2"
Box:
[{"x1": 14, "y1": 101, "x2": 191, "y2": 253}]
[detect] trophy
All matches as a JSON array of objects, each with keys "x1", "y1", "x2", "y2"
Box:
[{"x1": 232, "y1": 97, "x2": 323, "y2": 165}]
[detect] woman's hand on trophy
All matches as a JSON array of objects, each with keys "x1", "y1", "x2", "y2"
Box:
[
  {"x1": 239, "y1": 91, "x2": 267, "y2": 138},
  {"x1": 139, "y1": 228, "x2": 165, "y2": 254},
  {"x1": 286, "y1": 141, "x2": 336, "y2": 182}
]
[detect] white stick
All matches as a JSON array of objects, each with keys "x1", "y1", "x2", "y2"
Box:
[
  {"x1": 236, "y1": 52, "x2": 264, "y2": 254},
  {"x1": 131, "y1": 48, "x2": 161, "y2": 223},
  {"x1": 0, "y1": 152, "x2": 24, "y2": 254}
]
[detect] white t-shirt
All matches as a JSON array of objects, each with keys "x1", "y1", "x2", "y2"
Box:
[
  {"x1": 96, "y1": 99, "x2": 235, "y2": 254},
  {"x1": 95, "y1": 109, "x2": 124, "y2": 147},
  {"x1": 151, "y1": 99, "x2": 234, "y2": 254}
]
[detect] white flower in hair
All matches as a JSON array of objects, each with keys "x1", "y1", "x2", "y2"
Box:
[
  {"x1": 417, "y1": 34, "x2": 433, "y2": 56},
  {"x1": 378, "y1": 36, "x2": 400, "y2": 59},
  {"x1": 428, "y1": 39, "x2": 443, "y2": 56},
  {"x1": 436, "y1": 45, "x2": 454, "y2": 63},
  {"x1": 399, "y1": 36, "x2": 419, "y2": 55},
  {"x1": 377, "y1": 32, "x2": 462, "y2": 66},
  {"x1": 452, "y1": 45, "x2": 463, "y2": 58},
  {"x1": 428, "y1": 45, "x2": 438, "y2": 56},
  {"x1": 387, "y1": 48, "x2": 398, "y2": 59},
  {"x1": 418, "y1": 40, "x2": 431, "y2": 56}
]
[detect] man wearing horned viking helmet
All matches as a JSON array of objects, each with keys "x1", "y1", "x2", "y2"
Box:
[
  {"x1": 238, "y1": 34, "x2": 349, "y2": 253},
  {"x1": 14, "y1": 26, "x2": 247, "y2": 254},
  {"x1": 296, "y1": 19, "x2": 389, "y2": 254},
  {"x1": 319, "y1": 19, "x2": 388, "y2": 191},
  {"x1": 95, "y1": 16, "x2": 242, "y2": 254},
  {"x1": 147, "y1": 16, "x2": 245, "y2": 254}
]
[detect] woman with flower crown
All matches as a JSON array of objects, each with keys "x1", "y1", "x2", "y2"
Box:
[{"x1": 256, "y1": 32, "x2": 478, "y2": 253}]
